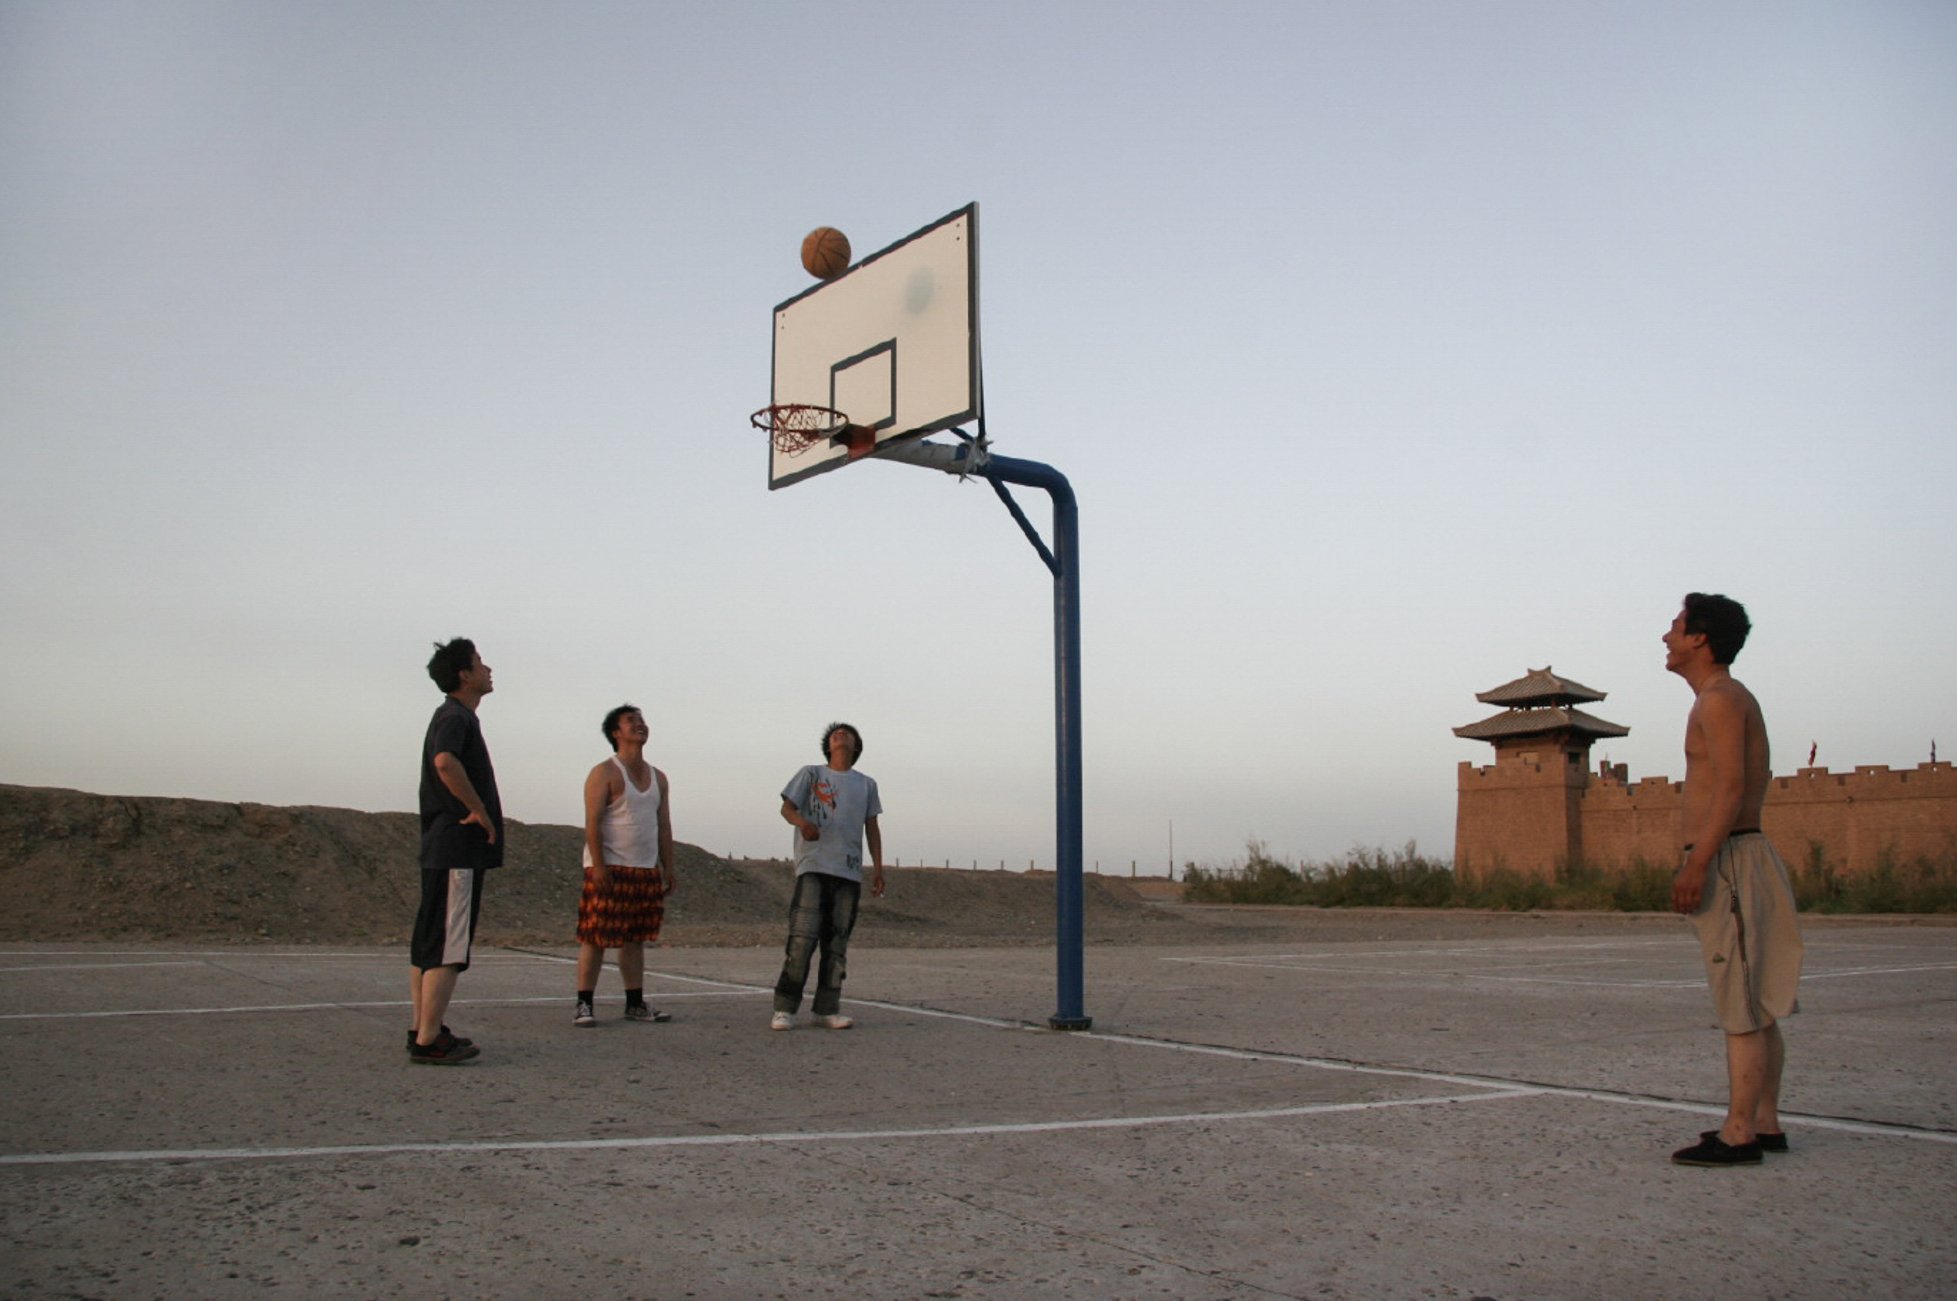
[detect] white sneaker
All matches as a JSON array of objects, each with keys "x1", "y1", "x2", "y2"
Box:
[
  {"x1": 813, "y1": 1013, "x2": 854, "y2": 1030},
  {"x1": 770, "y1": 1011, "x2": 794, "y2": 1031}
]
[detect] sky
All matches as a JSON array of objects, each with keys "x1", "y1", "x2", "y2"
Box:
[{"x1": 3, "y1": 1, "x2": 1953, "y2": 876}]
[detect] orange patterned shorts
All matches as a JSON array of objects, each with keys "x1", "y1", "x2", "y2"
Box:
[{"x1": 575, "y1": 865, "x2": 666, "y2": 946}]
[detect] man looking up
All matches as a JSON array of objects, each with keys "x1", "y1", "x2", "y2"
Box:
[
  {"x1": 573, "y1": 703, "x2": 676, "y2": 1027},
  {"x1": 771, "y1": 722, "x2": 886, "y2": 1030},
  {"x1": 1663, "y1": 593, "x2": 1803, "y2": 1166},
  {"x1": 409, "y1": 638, "x2": 502, "y2": 1064}
]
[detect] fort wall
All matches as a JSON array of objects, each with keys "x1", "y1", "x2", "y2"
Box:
[{"x1": 1455, "y1": 757, "x2": 1957, "y2": 881}]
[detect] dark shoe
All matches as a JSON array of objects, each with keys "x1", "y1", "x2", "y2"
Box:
[
  {"x1": 409, "y1": 1030, "x2": 480, "y2": 1065},
  {"x1": 1701, "y1": 1128, "x2": 1787, "y2": 1153},
  {"x1": 405, "y1": 1025, "x2": 472, "y2": 1052},
  {"x1": 574, "y1": 999, "x2": 596, "y2": 1027},
  {"x1": 623, "y1": 1003, "x2": 671, "y2": 1023},
  {"x1": 1673, "y1": 1134, "x2": 1762, "y2": 1166}
]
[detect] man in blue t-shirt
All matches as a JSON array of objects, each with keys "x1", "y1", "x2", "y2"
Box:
[
  {"x1": 771, "y1": 722, "x2": 886, "y2": 1030},
  {"x1": 409, "y1": 637, "x2": 502, "y2": 1064}
]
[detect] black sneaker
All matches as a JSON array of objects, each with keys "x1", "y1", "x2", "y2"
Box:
[
  {"x1": 408, "y1": 1030, "x2": 480, "y2": 1065},
  {"x1": 1701, "y1": 1128, "x2": 1787, "y2": 1153},
  {"x1": 1672, "y1": 1134, "x2": 1762, "y2": 1166},
  {"x1": 574, "y1": 999, "x2": 596, "y2": 1027},
  {"x1": 623, "y1": 1003, "x2": 671, "y2": 1023},
  {"x1": 405, "y1": 1025, "x2": 473, "y2": 1052}
]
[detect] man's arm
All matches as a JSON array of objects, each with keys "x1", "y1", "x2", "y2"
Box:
[
  {"x1": 434, "y1": 752, "x2": 497, "y2": 845},
  {"x1": 865, "y1": 815, "x2": 885, "y2": 898},
  {"x1": 583, "y1": 762, "x2": 616, "y2": 887},
  {"x1": 655, "y1": 769, "x2": 675, "y2": 894},
  {"x1": 1673, "y1": 690, "x2": 1747, "y2": 913},
  {"x1": 781, "y1": 797, "x2": 819, "y2": 841}
]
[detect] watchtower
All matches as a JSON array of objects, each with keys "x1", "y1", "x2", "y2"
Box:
[{"x1": 1453, "y1": 667, "x2": 1629, "y2": 881}]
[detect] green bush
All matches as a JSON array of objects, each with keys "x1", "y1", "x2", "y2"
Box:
[
  {"x1": 1794, "y1": 842, "x2": 1957, "y2": 914},
  {"x1": 1185, "y1": 840, "x2": 1456, "y2": 908}
]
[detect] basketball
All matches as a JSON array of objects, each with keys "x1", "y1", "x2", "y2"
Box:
[{"x1": 801, "y1": 226, "x2": 851, "y2": 280}]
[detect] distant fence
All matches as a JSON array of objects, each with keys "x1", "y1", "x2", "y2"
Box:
[
  {"x1": 732, "y1": 853, "x2": 1177, "y2": 878},
  {"x1": 894, "y1": 858, "x2": 1176, "y2": 878}
]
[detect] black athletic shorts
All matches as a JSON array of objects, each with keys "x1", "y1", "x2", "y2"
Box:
[{"x1": 411, "y1": 867, "x2": 485, "y2": 971}]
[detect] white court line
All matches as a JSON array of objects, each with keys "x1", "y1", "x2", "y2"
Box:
[
  {"x1": 1804, "y1": 963, "x2": 1957, "y2": 980},
  {"x1": 0, "y1": 1089, "x2": 1534, "y2": 1168},
  {"x1": 1160, "y1": 955, "x2": 1957, "y2": 988},
  {"x1": 0, "y1": 970, "x2": 763, "y2": 1021},
  {"x1": 0, "y1": 991, "x2": 758, "y2": 1022},
  {"x1": 1173, "y1": 956, "x2": 1646, "y2": 970},
  {"x1": 0, "y1": 950, "x2": 549, "y2": 962},
  {"x1": 0, "y1": 961, "x2": 205, "y2": 974},
  {"x1": 1165, "y1": 940, "x2": 1683, "y2": 964},
  {"x1": 1157, "y1": 957, "x2": 1704, "y2": 987},
  {"x1": 1463, "y1": 963, "x2": 1957, "y2": 990},
  {"x1": 5, "y1": 974, "x2": 1954, "y2": 1168},
  {"x1": 1072, "y1": 1030, "x2": 1957, "y2": 1147},
  {"x1": 840, "y1": 1000, "x2": 1957, "y2": 1146},
  {"x1": 1449, "y1": 974, "x2": 1702, "y2": 988}
]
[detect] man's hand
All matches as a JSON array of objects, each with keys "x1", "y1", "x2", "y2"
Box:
[
  {"x1": 588, "y1": 862, "x2": 612, "y2": 891},
  {"x1": 1672, "y1": 861, "x2": 1707, "y2": 914},
  {"x1": 799, "y1": 823, "x2": 820, "y2": 842},
  {"x1": 870, "y1": 865, "x2": 886, "y2": 899},
  {"x1": 461, "y1": 809, "x2": 497, "y2": 845}
]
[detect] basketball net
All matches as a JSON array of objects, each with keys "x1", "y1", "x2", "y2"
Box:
[
  {"x1": 752, "y1": 403, "x2": 846, "y2": 456},
  {"x1": 750, "y1": 403, "x2": 876, "y2": 459}
]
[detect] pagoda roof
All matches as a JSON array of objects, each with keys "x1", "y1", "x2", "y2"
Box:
[
  {"x1": 1475, "y1": 665, "x2": 1608, "y2": 706},
  {"x1": 1452, "y1": 706, "x2": 1630, "y2": 742}
]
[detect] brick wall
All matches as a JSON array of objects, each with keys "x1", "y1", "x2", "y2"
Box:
[
  {"x1": 1455, "y1": 758, "x2": 1957, "y2": 881},
  {"x1": 1453, "y1": 745, "x2": 1588, "y2": 879},
  {"x1": 1758, "y1": 764, "x2": 1957, "y2": 872}
]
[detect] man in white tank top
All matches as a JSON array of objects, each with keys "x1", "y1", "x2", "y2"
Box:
[{"x1": 573, "y1": 704, "x2": 676, "y2": 1027}]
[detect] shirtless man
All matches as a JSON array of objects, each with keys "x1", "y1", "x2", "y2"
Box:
[{"x1": 1663, "y1": 592, "x2": 1803, "y2": 1167}]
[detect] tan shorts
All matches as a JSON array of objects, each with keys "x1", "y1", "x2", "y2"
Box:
[
  {"x1": 575, "y1": 865, "x2": 666, "y2": 947},
  {"x1": 1688, "y1": 833, "x2": 1802, "y2": 1033}
]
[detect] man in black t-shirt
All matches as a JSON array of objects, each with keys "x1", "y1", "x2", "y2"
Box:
[{"x1": 408, "y1": 637, "x2": 502, "y2": 1064}]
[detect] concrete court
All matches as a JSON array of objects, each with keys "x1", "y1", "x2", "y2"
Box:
[{"x1": 2, "y1": 918, "x2": 1953, "y2": 1300}]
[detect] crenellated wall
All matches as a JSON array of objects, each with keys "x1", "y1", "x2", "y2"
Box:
[
  {"x1": 1455, "y1": 756, "x2": 1957, "y2": 881},
  {"x1": 1454, "y1": 746, "x2": 1588, "y2": 878}
]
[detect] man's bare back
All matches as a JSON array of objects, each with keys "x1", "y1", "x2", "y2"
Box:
[{"x1": 1682, "y1": 675, "x2": 1771, "y2": 838}]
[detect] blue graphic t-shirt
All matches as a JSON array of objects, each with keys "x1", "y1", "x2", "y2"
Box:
[{"x1": 781, "y1": 764, "x2": 882, "y2": 882}]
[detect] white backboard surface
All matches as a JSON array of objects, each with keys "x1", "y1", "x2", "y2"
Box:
[{"x1": 769, "y1": 204, "x2": 980, "y2": 489}]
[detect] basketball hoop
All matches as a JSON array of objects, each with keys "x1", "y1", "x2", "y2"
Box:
[
  {"x1": 751, "y1": 403, "x2": 849, "y2": 456},
  {"x1": 750, "y1": 403, "x2": 878, "y2": 460}
]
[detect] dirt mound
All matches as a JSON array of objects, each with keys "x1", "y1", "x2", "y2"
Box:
[{"x1": 0, "y1": 784, "x2": 1194, "y2": 948}]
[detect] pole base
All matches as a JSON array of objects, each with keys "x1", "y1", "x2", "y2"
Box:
[{"x1": 1047, "y1": 1015, "x2": 1093, "y2": 1032}]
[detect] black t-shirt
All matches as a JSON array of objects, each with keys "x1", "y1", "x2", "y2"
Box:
[{"x1": 419, "y1": 697, "x2": 504, "y2": 870}]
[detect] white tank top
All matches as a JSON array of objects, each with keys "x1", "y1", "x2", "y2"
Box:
[{"x1": 582, "y1": 756, "x2": 663, "y2": 869}]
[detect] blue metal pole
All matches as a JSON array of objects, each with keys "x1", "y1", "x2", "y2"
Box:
[{"x1": 983, "y1": 454, "x2": 1090, "y2": 1030}]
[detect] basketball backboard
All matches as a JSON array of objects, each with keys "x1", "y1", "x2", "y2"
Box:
[{"x1": 768, "y1": 204, "x2": 981, "y2": 489}]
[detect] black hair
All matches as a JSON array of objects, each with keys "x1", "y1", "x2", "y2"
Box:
[
  {"x1": 426, "y1": 638, "x2": 478, "y2": 693},
  {"x1": 1681, "y1": 592, "x2": 1751, "y2": 665},
  {"x1": 821, "y1": 721, "x2": 863, "y2": 764},
  {"x1": 602, "y1": 703, "x2": 642, "y2": 752}
]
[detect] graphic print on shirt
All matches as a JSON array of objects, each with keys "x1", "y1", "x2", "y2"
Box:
[{"x1": 810, "y1": 776, "x2": 838, "y2": 828}]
